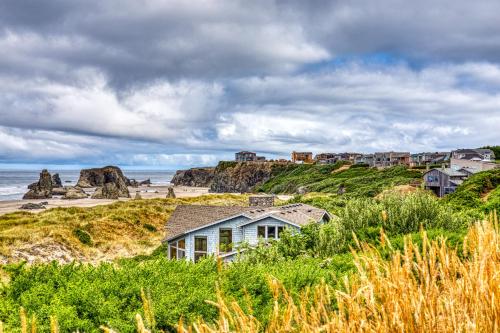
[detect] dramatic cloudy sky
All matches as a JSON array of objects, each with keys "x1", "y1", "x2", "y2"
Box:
[{"x1": 1, "y1": 0, "x2": 500, "y2": 168}]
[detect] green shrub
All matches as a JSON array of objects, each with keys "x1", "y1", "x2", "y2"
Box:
[
  {"x1": 143, "y1": 223, "x2": 157, "y2": 232},
  {"x1": 73, "y1": 228, "x2": 92, "y2": 245}
]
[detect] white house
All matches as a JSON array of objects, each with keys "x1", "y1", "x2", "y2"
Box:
[{"x1": 164, "y1": 202, "x2": 331, "y2": 262}]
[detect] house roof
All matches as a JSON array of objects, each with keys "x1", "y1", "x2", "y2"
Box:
[
  {"x1": 164, "y1": 203, "x2": 328, "y2": 241},
  {"x1": 425, "y1": 168, "x2": 468, "y2": 177}
]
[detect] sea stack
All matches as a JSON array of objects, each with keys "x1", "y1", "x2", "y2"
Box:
[
  {"x1": 22, "y1": 169, "x2": 54, "y2": 199},
  {"x1": 76, "y1": 166, "x2": 130, "y2": 199}
]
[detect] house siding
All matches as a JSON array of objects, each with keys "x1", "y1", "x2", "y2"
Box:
[
  {"x1": 241, "y1": 217, "x2": 299, "y2": 245},
  {"x1": 169, "y1": 216, "x2": 251, "y2": 261},
  {"x1": 168, "y1": 215, "x2": 303, "y2": 261}
]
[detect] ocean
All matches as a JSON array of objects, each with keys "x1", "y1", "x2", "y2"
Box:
[{"x1": 0, "y1": 169, "x2": 176, "y2": 201}]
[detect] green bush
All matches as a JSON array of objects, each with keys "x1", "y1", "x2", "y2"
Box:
[
  {"x1": 73, "y1": 228, "x2": 93, "y2": 245},
  {"x1": 143, "y1": 223, "x2": 157, "y2": 232}
]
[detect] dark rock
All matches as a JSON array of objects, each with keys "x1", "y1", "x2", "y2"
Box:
[
  {"x1": 20, "y1": 203, "x2": 46, "y2": 210},
  {"x1": 127, "y1": 179, "x2": 140, "y2": 187},
  {"x1": 23, "y1": 169, "x2": 53, "y2": 199},
  {"x1": 51, "y1": 187, "x2": 68, "y2": 196},
  {"x1": 139, "y1": 178, "x2": 151, "y2": 186},
  {"x1": 171, "y1": 167, "x2": 215, "y2": 187},
  {"x1": 64, "y1": 180, "x2": 72, "y2": 183},
  {"x1": 40, "y1": 201, "x2": 49, "y2": 206},
  {"x1": 209, "y1": 162, "x2": 274, "y2": 193},
  {"x1": 92, "y1": 182, "x2": 128, "y2": 199},
  {"x1": 76, "y1": 166, "x2": 130, "y2": 199},
  {"x1": 62, "y1": 187, "x2": 87, "y2": 200},
  {"x1": 52, "y1": 173, "x2": 62, "y2": 188},
  {"x1": 166, "y1": 187, "x2": 176, "y2": 198}
]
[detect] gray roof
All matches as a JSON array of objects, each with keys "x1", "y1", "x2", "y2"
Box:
[
  {"x1": 164, "y1": 203, "x2": 328, "y2": 241},
  {"x1": 427, "y1": 168, "x2": 468, "y2": 177}
]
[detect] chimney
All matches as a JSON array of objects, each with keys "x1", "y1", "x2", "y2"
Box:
[{"x1": 249, "y1": 195, "x2": 274, "y2": 207}]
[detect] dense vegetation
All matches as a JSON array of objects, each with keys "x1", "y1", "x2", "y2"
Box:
[
  {"x1": 257, "y1": 163, "x2": 422, "y2": 197},
  {"x1": 1, "y1": 165, "x2": 499, "y2": 332},
  {"x1": 0, "y1": 192, "x2": 478, "y2": 332},
  {"x1": 444, "y1": 168, "x2": 500, "y2": 212}
]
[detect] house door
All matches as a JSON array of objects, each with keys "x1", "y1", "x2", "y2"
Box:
[{"x1": 194, "y1": 236, "x2": 207, "y2": 262}]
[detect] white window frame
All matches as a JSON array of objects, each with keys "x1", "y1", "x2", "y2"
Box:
[
  {"x1": 169, "y1": 238, "x2": 186, "y2": 260},
  {"x1": 257, "y1": 225, "x2": 285, "y2": 240}
]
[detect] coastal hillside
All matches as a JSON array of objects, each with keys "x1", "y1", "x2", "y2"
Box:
[
  {"x1": 257, "y1": 163, "x2": 422, "y2": 197},
  {"x1": 173, "y1": 161, "x2": 423, "y2": 196},
  {"x1": 444, "y1": 168, "x2": 500, "y2": 212},
  {"x1": 0, "y1": 195, "x2": 248, "y2": 264}
]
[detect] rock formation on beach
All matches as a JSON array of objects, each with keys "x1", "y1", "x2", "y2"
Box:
[
  {"x1": 171, "y1": 167, "x2": 215, "y2": 187},
  {"x1": 166, "y1": 187, "x2": 176, "y2": 198},
  {"x1": 23, "y1": 169, "x2": 54, "y2": 199},
  {"x1": 76, "y1": 166, "x2": 130, "y2": 199},
  {"x1": 127, "y1": 178, "x2": 151, "y2": 187},
  {"x1": 62, "y1": 187, "x2": 88, "y2": 200},
  {"x1": 52, "y1": 173, "x2": 62, "y2": 188}
]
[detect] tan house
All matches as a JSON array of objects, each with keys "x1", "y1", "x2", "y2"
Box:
[
  {"x1": 292, "y1": 151, "x2": 313, "y2": 164},
  {"x1": 373, "y1": 152, "x2": 410, "y2": 168}
]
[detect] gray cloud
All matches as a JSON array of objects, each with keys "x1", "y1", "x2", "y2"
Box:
[{"x1": 0, "y1": 1, "x2": 499, "y2": 167}]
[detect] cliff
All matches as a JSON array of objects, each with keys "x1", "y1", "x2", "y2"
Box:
[
  {"x1": 209, "y1": 162, "x2": 275, "y2": 193},
  {"x1": 172, "y1": 162, "x2": 276, "y2": 193},
  {"x1": 171, "y1": 167, "x2": 215, "y2": 187}
]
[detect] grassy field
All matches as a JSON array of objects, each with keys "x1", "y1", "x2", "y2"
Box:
[
  {"x1": 0, "y1": 195, "x2": 249, "y2": 264},
  {"x1": 256, "y1": 163, "x2": 422, "y2": 197},
  {"x1": 0, "y1": 166, "x2": 499, "y2": 332},
  {"x1": 0, "y1": 191, "x2": 480, "y2": 332}
]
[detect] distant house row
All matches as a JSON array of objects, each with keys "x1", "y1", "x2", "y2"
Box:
[
  {"x1": 423, "y1": 148, "x2": 498, "y2": 197},
  {"x1": 234, "y1": 149, "x2": 497, "y2": 170}
]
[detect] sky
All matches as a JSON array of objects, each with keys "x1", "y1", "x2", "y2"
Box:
[{"x1": 1, "y1": 0, "x2": 500, "y2": 169}]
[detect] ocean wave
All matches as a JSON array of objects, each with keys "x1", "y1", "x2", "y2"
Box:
[{"x1": 0, "y1": 185, "x2": 26, "y2": 196}]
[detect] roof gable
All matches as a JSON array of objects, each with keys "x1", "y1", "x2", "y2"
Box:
[{"x1": 164, "y1": 203, "x2": 328, "y2": 241}]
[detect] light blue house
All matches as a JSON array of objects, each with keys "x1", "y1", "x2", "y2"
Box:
[{"x1": 164, "y1": 200, "x2": 331, "y2": 262}]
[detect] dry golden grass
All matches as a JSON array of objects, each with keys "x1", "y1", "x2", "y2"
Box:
[
  {"x1": 0, "y1": 194, "x2": 249, "y2": 264},
  {"x1": 178, "y1": 213, "x2": 500, "y2": 332}
]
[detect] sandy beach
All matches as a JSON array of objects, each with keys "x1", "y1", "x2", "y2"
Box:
[{"x1": 0, "y1": 185, "x2": 211, "y2": 215}]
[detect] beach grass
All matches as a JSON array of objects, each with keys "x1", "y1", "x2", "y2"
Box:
[{"x1": 0, "y1": 194, "x2": 249, "y2": 262}]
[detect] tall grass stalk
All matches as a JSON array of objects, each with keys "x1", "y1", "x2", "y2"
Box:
[{"x1": 178, "y1": 213, "x2": 499, "y2": 332}]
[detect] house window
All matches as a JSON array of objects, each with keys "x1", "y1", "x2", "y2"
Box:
[
  {"x1": 177, "y1": 239, "x2": 185, "y2": 259},
  {"x1": 194, "y1": 236, "x2": 208, "y2": 262},
  {"x1": 267, "y1": 226, "x2": 276, "y2": 238},
  {"x1": 257, "y1": 225, "x2": 285, "y2": 240},
  {"x1": 257, "y1": 226, "x2": 266, "y2": 238},
  {"x1": 169, "y1": 238, "x2": 185, "y2": 260},
  {"x1": 219, "y1": 228, "x2": 232, "y2": 252}
]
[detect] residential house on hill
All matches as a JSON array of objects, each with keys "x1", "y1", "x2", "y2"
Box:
[
  {"x1": 164, "y1": 197, "x2": 331, "y2": 262},
  {"x1": 410, "y1": 152, "x2": 450, "y2": 167},
  {"x1": 373, "y1": 152, "x2": 410, "y2": 168},
  {"x1": 235, "y1": 151, "x2": 256, "y2": 162},
  {"x1": 235, "y1": 151, "x2": 266, "y2": 162},
  {"x1": 451, "y1": 148, "x2": 498, "y2": 172},
  {"x1": 452, "y1": 148, "x2": 495, "y2": 161},
  {"x1": 316, "y1": 152, "x2": 361, "y2": 164},
  {"x1": 292, "y1": 151, "x2": 313, "y2": 164},
  {"x1": 423, "y1": 167, "x2": 475, "y2": 197}
]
